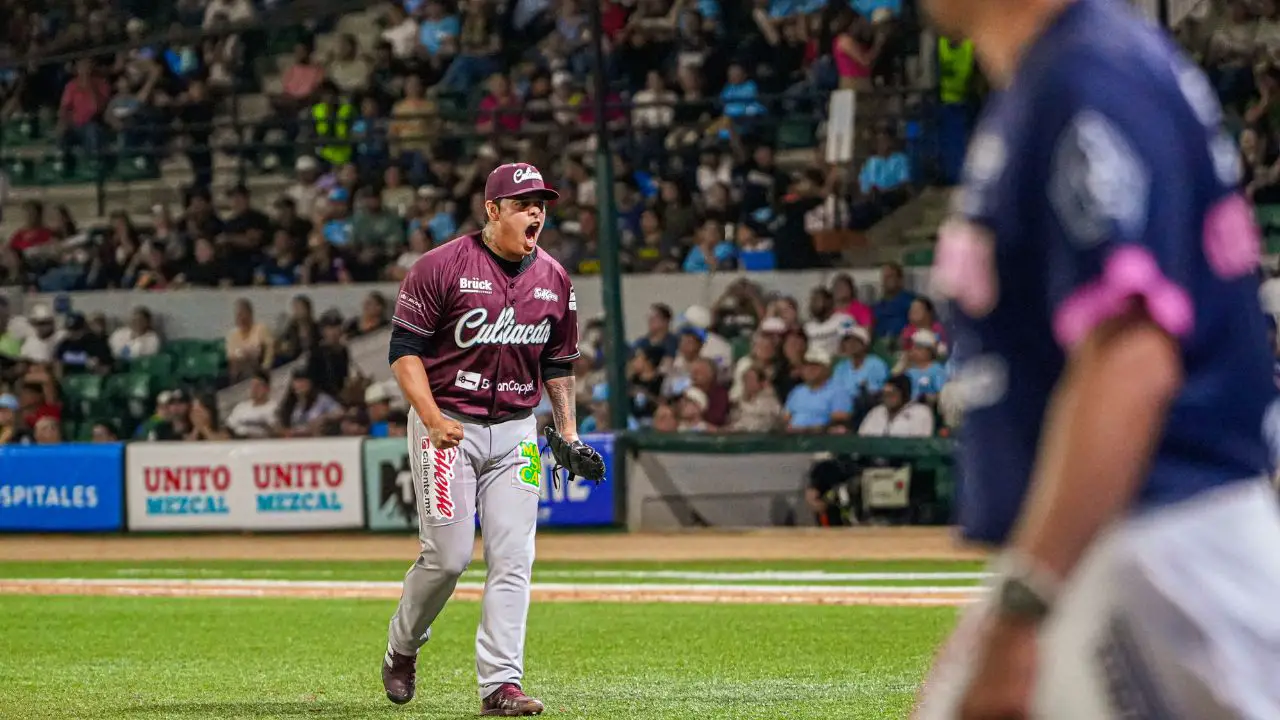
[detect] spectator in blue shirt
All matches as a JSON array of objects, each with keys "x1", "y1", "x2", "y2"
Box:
[
  {"x1": 852, "y1": 0, "x2": 902, "y2": 17},
  {"x1": 852, "y1": 125, "x2": 913, "y2": 228},
  {"x1": 784, "y1": 349, "x2": 853, "y2": 432},
  {"x1": 418, "y1": 0, "x2": 461, "y2": 57},
  {"x1": 322, "y1": 188, "x2": 355, "y2": 247},
  {"x1": 632, "y1": 303, "x2": 680, "y2": 361},
  {"x1": 872, "y1": 262, "x2": 915, "y2": 341},
  {"x1": 683, "y1": 219, "x2": 737, "y2": 273},
  {"x1": 255, "y1": 229, "x2": 304, "y2": 286},
  {"x1": 902, "y1": 329, "x2": 948, "y2": 402},
  {"x1": 832, "y1": 325, "x2": 889, "y2": 400},
  {"x1": 720, "y1": 63, "x2": 766, "y2": 122}
]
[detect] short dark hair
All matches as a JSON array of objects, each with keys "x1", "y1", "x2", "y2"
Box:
[{"x1": 651, "y1": 303, "x2": 672, "y2": 322}]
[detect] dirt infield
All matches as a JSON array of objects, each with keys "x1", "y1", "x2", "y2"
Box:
[
  {"x1": 0, "y1": 577, "x2": 978, "y2": 607},
  {"x1": 0, "y1": 528, "x2": 985, "y2": 562}
]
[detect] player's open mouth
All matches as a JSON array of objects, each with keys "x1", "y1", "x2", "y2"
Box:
[{"x1": 524, "y1": 222, "x2": 540, "y2": 242}]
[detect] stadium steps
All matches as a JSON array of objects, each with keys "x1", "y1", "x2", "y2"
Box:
[{"x1": 841, "y1": 186, "x2": 951, "y2": 267}]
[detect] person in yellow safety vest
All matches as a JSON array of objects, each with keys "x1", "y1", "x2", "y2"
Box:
[
  {"x1": 308, "y1": 81, "x2": 355, "y2": 167},
  {"x1": 937, "y1": 35, "x2": 975, "y2": 185}
]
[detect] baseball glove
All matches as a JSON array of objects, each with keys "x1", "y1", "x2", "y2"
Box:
[{"x1": 544, "y1": 426, "x2": 606, "y2": 488}]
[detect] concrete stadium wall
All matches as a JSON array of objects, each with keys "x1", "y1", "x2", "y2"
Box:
[{"x1": 13, "y1": 268, "x2": 932, "y2": 340}]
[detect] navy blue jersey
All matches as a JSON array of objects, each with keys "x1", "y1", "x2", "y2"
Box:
[{"x1": 934, "y1": 0, "x2": 1275, "y2": 544}]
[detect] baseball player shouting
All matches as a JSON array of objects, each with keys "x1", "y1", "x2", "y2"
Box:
[{"x1": 383, "y1": 162, "x2": 605, "y2": 716}]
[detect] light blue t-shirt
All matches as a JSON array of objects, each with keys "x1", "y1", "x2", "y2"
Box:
[
  {"x1": 770, "y1": 0, "x2": 826, "y2": 17},
  {"x1": 905, "y1": 362, "x2": 948, "y2": 400},
  {"x1": 833, "y1": 354, "x2": 889, "y2": 398},
  {"x1": 785, "y1": 381, "x2": 853, "y2": 429},
  {"x1": 419, "y1": 15, "x2": 461, "y2": 56},
  {"x1": 852, "y1": 0, "x2": 900, "y2": 17},
  {"x1": 323, "y1": 219, "x2": 354, "y2": 247},
  {"x1": 683, "y1": 242, "x2": 737, "y2": 273},
  {"x1": 721, "y1": 81, "x2": 765, "y2": 118},
  {"x1": 858, "y1": 152, "x2": 911, "y2": 194}
]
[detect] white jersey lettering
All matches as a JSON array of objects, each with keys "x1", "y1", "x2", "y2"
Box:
[{"x1": 454, "y1": 307, "x2": 552, "y2": 348}]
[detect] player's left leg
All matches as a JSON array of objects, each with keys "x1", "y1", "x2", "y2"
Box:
[{"x1": 473, "y1": 413, "x2": 545, "y2": 716}]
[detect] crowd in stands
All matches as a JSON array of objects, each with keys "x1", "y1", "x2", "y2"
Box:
[{"x1": 0, "y1": 0, "x2": 933, "y2": 292}]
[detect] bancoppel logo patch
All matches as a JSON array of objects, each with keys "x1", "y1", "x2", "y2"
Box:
[
  {"x1": 398, "y1": 292, "x2": 424, "y2": 311},
  {"x1": 512, "y1": 166, "x2": 543, "y2": 184},
  {"x1": 455, "y1": 370, "x2": 483, "y2": 391},
  {"x1": 459, "y1": 277, "x2": 493, "y2": 294},
  {"x1": 497, "y1": 379, "x2": 536, "y2": 396},
  {"x1": 533, "y1": 288, "x2": 559, "y2": 303},
  {"x1": 568, "y1": 287, "x2": 577, "y2": 312}
]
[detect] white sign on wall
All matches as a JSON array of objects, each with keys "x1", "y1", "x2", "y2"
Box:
[{"x1": 126, "y1": 438, "x2": 365, "y2": 531}]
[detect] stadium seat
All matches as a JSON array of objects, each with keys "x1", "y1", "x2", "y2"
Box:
[
  {"x1": 176, "y1": 351, "x2": 224, "y2": 383},
  {"x1": 902, "y1": 247, "x2": 934, "y2": 267},
  {"x1": 60, "y1": 374, "x2": 104, "y2": 419},
  {"x1": 128, "y1": 354, "x2": 175, "y2": 384},
  {"x1": 106, "y1": 372, "x2": 155, "y2": 418}
]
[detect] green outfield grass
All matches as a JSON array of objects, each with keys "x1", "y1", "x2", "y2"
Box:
[
  {"x1": 0, "y1": 592, "x2": 955, "y2": 719},
  {"x1": 0, "y1": 559, "x2": 987, "y2": 584}
]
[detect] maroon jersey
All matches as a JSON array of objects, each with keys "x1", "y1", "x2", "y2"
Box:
[{"x1": 393, "y1": 233, "x2": 580, "y2": 419}]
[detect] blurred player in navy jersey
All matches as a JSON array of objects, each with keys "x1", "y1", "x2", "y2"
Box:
[{"x1": 912, "y1": 0, "x2": 1280, "y2": 718}]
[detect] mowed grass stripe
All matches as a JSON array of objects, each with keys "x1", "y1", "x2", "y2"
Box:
[{"x1": 0, "y1": 558, "x2": 987, "y2": 582}]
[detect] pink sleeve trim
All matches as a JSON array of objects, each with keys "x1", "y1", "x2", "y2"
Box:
[{"x1": 1051, "y1": 245, "x2": 1194, "y2": 350}]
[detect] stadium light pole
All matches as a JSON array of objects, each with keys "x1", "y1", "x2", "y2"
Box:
[{"x1": 588, "y1": 0, "x2": 630, "y2": 433}]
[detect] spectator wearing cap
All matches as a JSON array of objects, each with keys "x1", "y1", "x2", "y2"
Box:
[
  {"x1": 728, "y1": 366, "x2": 783, "y2": 432},
  {"x1": 109, "y1": 308, "x2": 162, "y2": 361},
  {"x1": 226, "y1": 370, "x2": 280, "y2": 439},
  {"x1": 784, "y1": 349, "x2": 852, "y2": 433},
  {"x1": 872, "y1": 262, "x2": 916, "y2": 341},
  {"x1": 221, "y1": 184, "x2": 273, "y2": 285},
  {"x1": 632, "y1": 303, "x2": 679, "y2": 363},
  {"x1": 365, "y1": 383, "x2": 394, "y2": 437},
  {"x1": 278, "y1": 367, "x2": 342, "y2": 437},
  {"x1": 677, "y1": 387, "x2": 712, "y2": 432},
  {"x1": 286, "y1": 157, "x2": 326, "y2": 219},
  {"x1": 226, "y1": 299, "x2": 275, "y2": 383},
  {"x1": 804, "y1": 287, "x2": 856, "y2": 357},
  {"x1": 322, "y1": 188, "x2": 356, "y2": 247},
  {"x1": 53, "y1": 313, "x2": 113, "y2": 376},
  {"x1": 0, "y1": 392, "x2": 32, "y2": 445},
  {"x1": 145, "y1": 389, "x2": 194, "y2": 441},
  {"x1": 340, "y1": 404, "x2": 371, "y2": 437},
  {"x1": 902, "y1": 329, "x2": 948, "y2": 402},
  {"x1": 857, "y1": 374, "x2": 934, "y2": 437},
  {"x1": 833, "y1": 325, "x2": 889, "y2": 401},
  {"x1": 682, "y1": 305, "x2": 734, "y2": 376},
  {"x1": 19, "y1": 304, "x2": 61, "y2": 363}
]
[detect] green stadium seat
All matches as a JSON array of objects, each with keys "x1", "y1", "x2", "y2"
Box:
[
  {"x1": 4, "y1": 156, "x2": 35, "y2": 186},
  {"x1": 60, "y1": 373, "x2": 104, "y2": 411},
  {"x1": 128, "y1": 354, "x2": 174, "y2": 382},
  {"x1": 106, "y1": 372, "x2": 155, "y2": 418},
  {"x1": 777, "y1": 119, "x2": 816, "y2": 149},
  {"x1": 730, "y1": 335, "x2": 752, "y2": 363},
  {"x1": 164, "y1": 339, "x2": 211, "y2": 360},
  {"x1": 902, "y1": 247, "x2": 934, "y2": 268},
  {"x1": 2, "y1": 116, "x2": 42, "y2": 147},
  {"x1": 176, "y1": 351, "x2": 224, "y2": 382},
  {"x1": 1255, "y1": 204, "x2": 1280, "y2": 231}
]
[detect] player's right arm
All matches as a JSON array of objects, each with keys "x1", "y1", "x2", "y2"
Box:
[{"x1": 389, "y1": 253, "x2": 464, "y2": 449}]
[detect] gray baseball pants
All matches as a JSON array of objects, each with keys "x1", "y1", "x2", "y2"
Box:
[{"x1": 387, "y1": 408, "x2": 542, "y2": 699}]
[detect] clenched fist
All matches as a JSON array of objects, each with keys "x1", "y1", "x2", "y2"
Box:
[{"x1": 428, "y1": 418, "x2": 465, "y2": 450}]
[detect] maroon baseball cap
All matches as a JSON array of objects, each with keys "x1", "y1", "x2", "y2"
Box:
[{"x1": 484, "y1": 162, "x2": 560, "y2": 203}]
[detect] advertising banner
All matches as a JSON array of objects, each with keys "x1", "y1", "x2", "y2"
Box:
[
  {"x1": 364, "y1": 433, "x2": 616, "y2": 530},
  {"x1": 126, "y1": 438, "x2": 365, "y2": 531},
  {"x1": 0, "y1": 443, "x2": 125, "y2": 531}
]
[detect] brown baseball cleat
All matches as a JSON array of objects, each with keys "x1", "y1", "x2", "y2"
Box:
[
  {"x1": 481, "y1": 683, "x2": 545, "y2": 716},
  {"x1": 382, "y1": 648, "x2": 416, "y2": 705}
]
